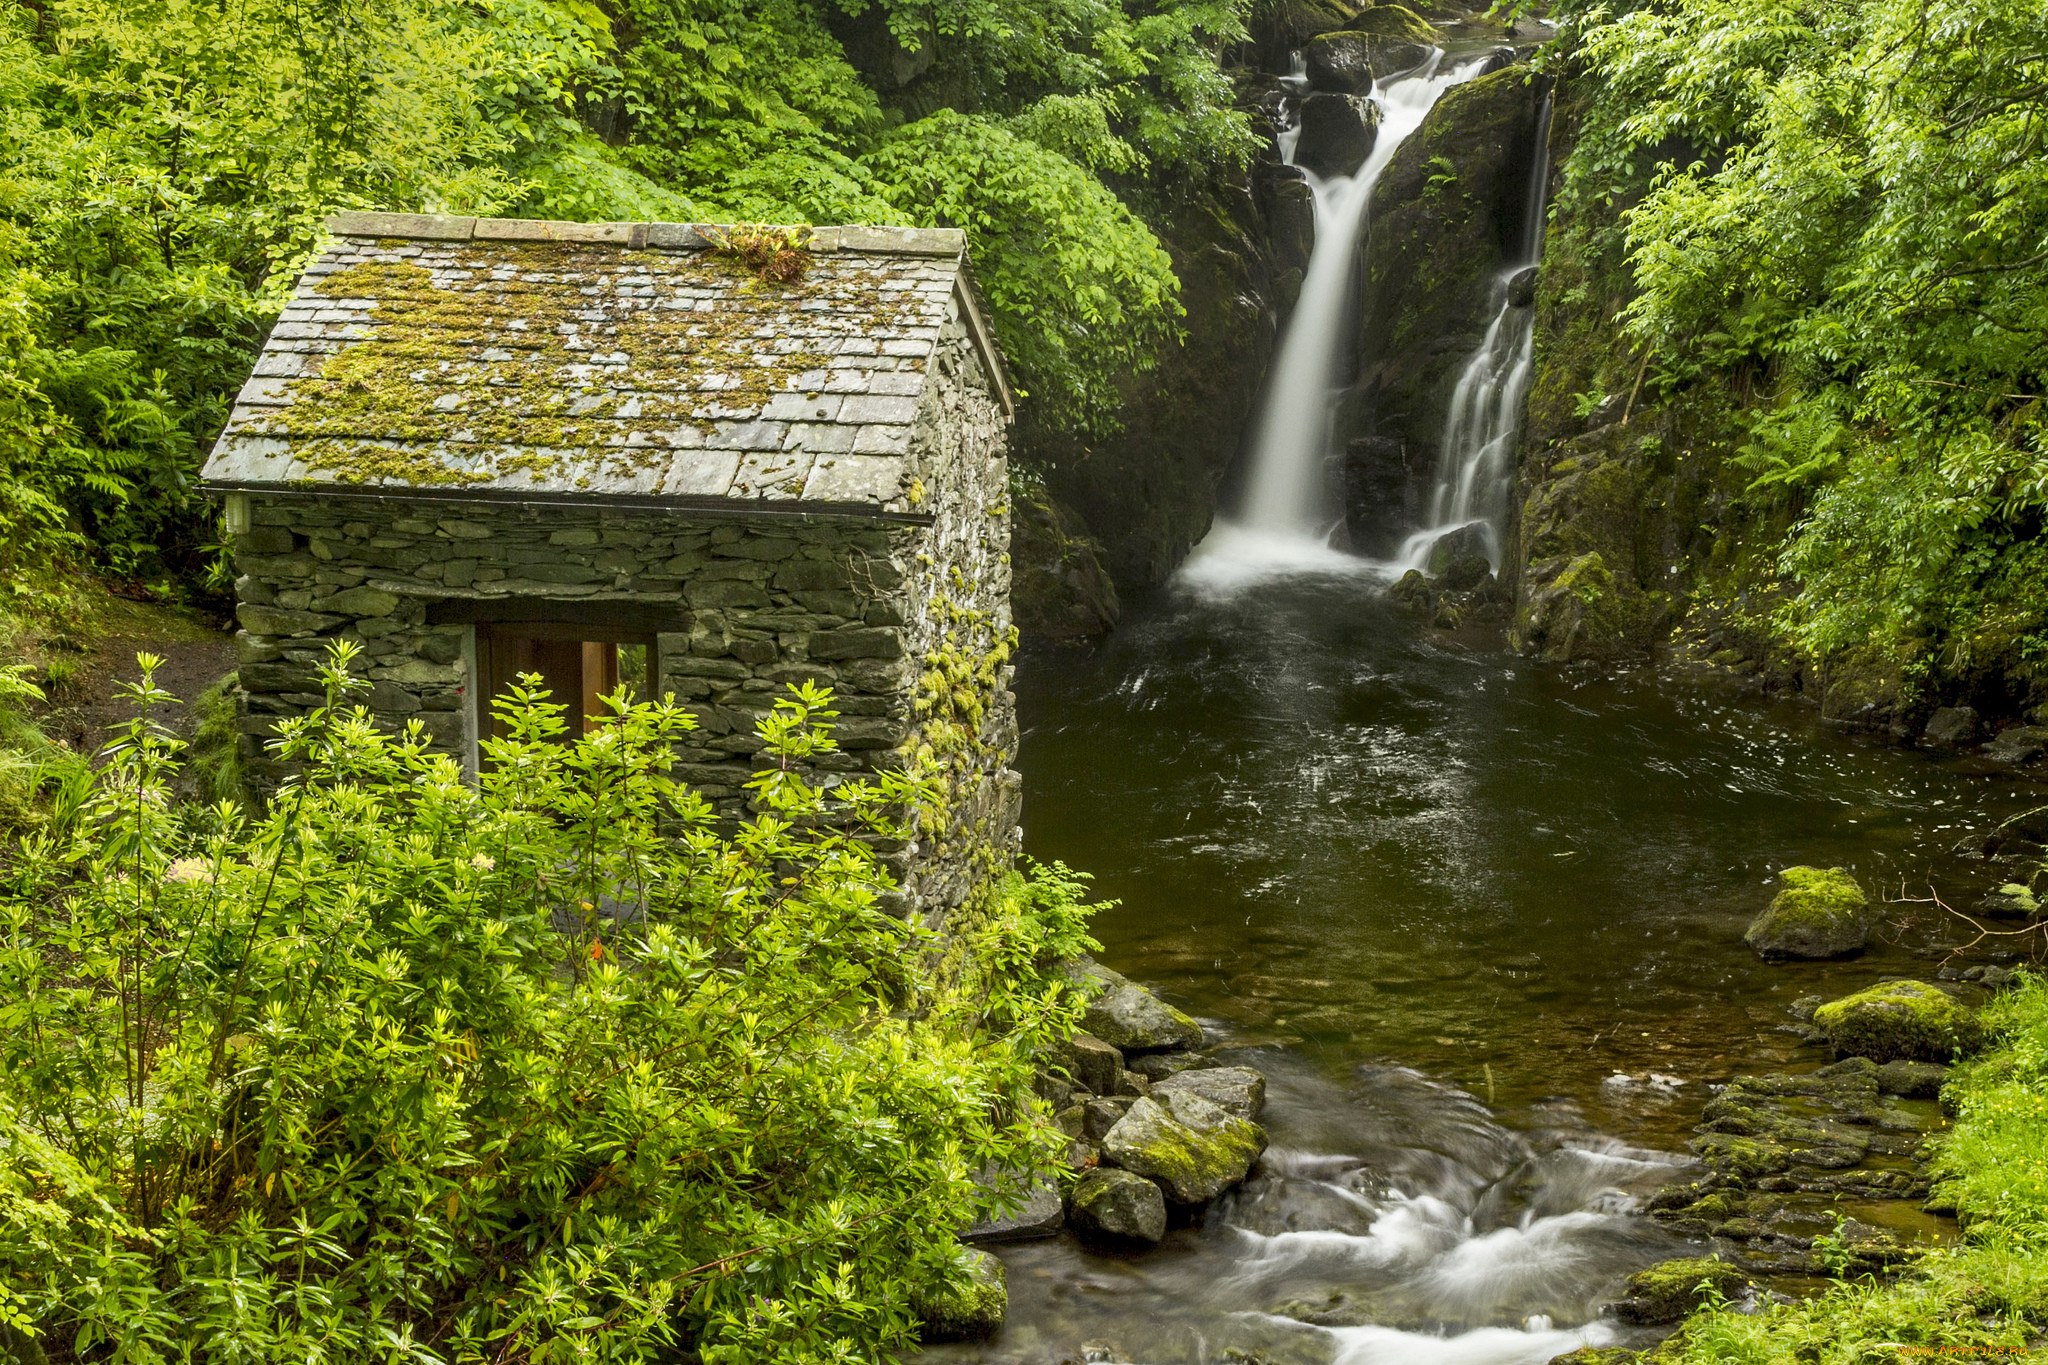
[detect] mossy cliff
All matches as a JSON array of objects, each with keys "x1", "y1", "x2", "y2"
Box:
[
  {"x1": 1347, "y1": 65, "x2": 1548, "y2": 556},
  {"x1": 1508, "y1": 71, "x2": 1754, "y2": 668},
  {"x1": 1509, "y1": 60, "x2": 2035, "y2": 732}
]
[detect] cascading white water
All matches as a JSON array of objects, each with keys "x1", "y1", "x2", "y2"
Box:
[
  {"x1": 1395, "y1": 94, "x2": 1555, "y2": 575},
  {"x1": 1182, "y1": 54, "x2": 1487, "y2": 587}
]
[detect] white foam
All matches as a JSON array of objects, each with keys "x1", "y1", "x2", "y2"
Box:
[{"x1": 1327, "y1": 1320, "x2": 1617, "y2": 1365}]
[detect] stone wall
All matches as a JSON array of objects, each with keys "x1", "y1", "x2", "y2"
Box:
[{"x1": 229, "y1": 321, "x2": 1016, "y2": 921}]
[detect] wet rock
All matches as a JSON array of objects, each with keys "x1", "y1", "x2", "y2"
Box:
[
  {"x1": 1979, "y1": 964, "x2": 2015, "y2": 989},
  {"x1": 1389, "y1": 568, "x2": 1435, "y2": 617},
  {"x1": 1100, "y1": 1093, "x2": 1267, "y2": 1204},
  {"x1": 1343, "y1": 434, "x2": 1417, "y2": 559},
  {"x1": 1067, "y1": 1167, "x2": 1167, "y2": 1245},
  {"x1": 1069, "y1": 1032, "x2": 1124, "y2": 1095},
  {"x1": 1875, "y1": 1059, "x2": 1949, "y2": 1099},
  {"x1": 1264, "y1": 170, "x2": 1318, "y2": 279},
  {"x1": 1788, "y1": 994, "x2": 1826, "y2": 1023},
  {"x1": 1153, "y1": 1066, "x2": 1268, "y2": 1121},
  {"x1": 1976, "y1": 883, "x2": 2043, "y2": 920},
  {"x1": 1426, "y1": 521, "x2": 1494, "y2": 586},
  {"x1": 1303, "y1": 32, "x2": 1375, "y2": 95},
  {"x1": 1690, "y1": 1132, "x2": 1794, "y2": 1179},
  {"x1": 1294, "y1": 93, "x2": 1380, "y2": 179},
  {"x1": 1082, "y1": 983, "x2": 1206, "y2": 1054},
  {"x1": 912, "y1": 1247, "x2": 1006, "y2": 1341},
  {"x1": 1986, "y1": 724, "x2": 2048, "y2": 764},
  {"x1": 963, "y1": 1173, "x2": 1063, "y2": 1242},
  {"x1": 1549, "y1": 1351, "x2": 1638, "y2": 1365},
  {"x1": 1814, "y1": 980, "x2": 1987, "y2": 1063},
  {"x1": 1009, "y1": 487, "x2": 1121, "y2": 645},
  {"x1": 1921, "y1": 705, "x2": 1979, "y2": 748},
  {"x1": 1507, "y1": 263, "x2": 1538, "y2": 308},
  {"x1": 1128, "y1": 1050, "x2": 1222, "y2": 1082},
  {"x1": 1082, "y1": 1096, "x2": 1137, "y2": 1141},
  {"x1": 1609, "y1": 1256, "x2": 1749, "y2": 1325},
  {"x1": 1115, "y1": 1069, "x2": 1153, "y2": 1098},
  {"x1": 1365, "y1": 40, "x2": 1434, "y2": 79},
  {"x1": 1478, "y1": 45, "x2": 1518, "y2": 76},
  {"x1": 1743, "y1": 865, "x2": 1869, "y2": 960}
]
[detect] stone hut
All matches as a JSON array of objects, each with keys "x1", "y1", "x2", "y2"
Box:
[{"x1": 202, "y1": 212, "x2": 1020, "y2": 918}]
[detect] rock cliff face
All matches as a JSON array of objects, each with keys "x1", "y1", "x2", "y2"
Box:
[
  {"x1": 1029, "y1": 190, "x2": 1279, "y2": 592},
  {"x1": 1344, "y1": 65, "x2": 1548, "y2": 557}
]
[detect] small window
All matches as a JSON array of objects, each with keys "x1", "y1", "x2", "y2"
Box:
[{"x1": 476, "y1": 622, "x2": 655, "y2": 740}]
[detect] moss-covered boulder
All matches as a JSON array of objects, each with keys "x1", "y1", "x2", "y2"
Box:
[
  {"x1": 1081, "y1": 982, "x2": 1205, "y2": 1054},
  {"x1": 1610, "y1": 1257, "x2": 1749, "y2": 1325},
  {"x1": 1067, "y1": 1167, "x2": 1167, "y2": 1245},
  {"x1": 912, "y1": 1246, "x2": 1007, "y2": 1341},
  {"x1": 1341, "y1": 3, "x2": 1436, "y2": 44},
  {"x1": 1101, "y1": 1093, "x2": 1267, "y2": 1203},
  {"x1": 1743, "y1": 866, "x2": 1870, "y2": 960},
  {"x1": 1814, "y1": 980, "x2": 1987, "y2": 1063},
  {"x1": 1303, "y1": 32, "x2": 1376, "y2": 94},
  {"x1": 1977, "y1": 882, "x2": 2043, "y2": 920}
]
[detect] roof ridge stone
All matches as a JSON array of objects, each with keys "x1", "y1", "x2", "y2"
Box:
[{"x1": 324, "y1": 212, "x2": 967, "y2": 257}]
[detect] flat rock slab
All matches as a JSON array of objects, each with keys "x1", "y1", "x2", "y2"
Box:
[
  {"x1": 1082, "y1": 984, "x2": 1205, "y2": 1053},
  {"x1": 962, "y1": 1173, "x2": 1063, "y2": 1242},
  {"x1": 1154, "y1": 1066, "x2": 1267, "y2": 1121}
]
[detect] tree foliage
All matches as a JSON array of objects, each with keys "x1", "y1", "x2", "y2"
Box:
[
  {"x1": 0, "y1": 650, "x2": 1100, "y2": 1363},
  {"x1": 0, "y1": 0, "x2": 1253, "y2": 593},
  {"x1": 1556, "y1": 0, "x2": 2048, "y2": 694}
]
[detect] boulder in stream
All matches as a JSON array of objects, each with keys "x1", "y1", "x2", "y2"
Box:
[
  {"x1": 1068, "y1": 1032, "x2": 1125, "y2": 1095},
  {"x1": 1081, "y1": 982, "x2": 1205, "y2": 1054},
  {"x1": 1294, "y1": 93, "x2": 1380, "y2": 180},
  {"x1": 1507, "y1": 263, "x2": 1539, "y2": 308},
  {"x1": 1814, "y1": 980, "x2": 1986, "y2": 1064},
  {"x1": 912, "y1": 1247, "x2": 1007, "y2": 1341},
  {"x1": 1426, "y1": 521, "x2": 1493, "y2": 589},
  {"x1": 1128, "y1": 1050, "x2": 1222, "y2": 1082},
  {"x1": 1609, "y1": 1256, "x2": 1750, "y2": 1325},
  {"x1": 962, "y1": 1170, "x2": 1063, "y2": 1242},
  {"x1": 1303, "y1": 32, "x2": 1375, "y2": 95},
  {"x1": 1743, "y1": 865, "x2": 1869, "y2": 959},
  {"x1": 1920, "y1": 705, "x2": 1979, "y2": 748},
  {"x1": 1067, "y1": 1168, "x2": 1168, "y2": 1245},
  {"x1": 1153, "y1": 1065, "x2": 1267, "y2": 1121},
  {"x1": 1977, "y1": 882, "x2": 2042, "y2": 920},
  {"x1": 1100, "y1": 1093, "x2": 1267, "y2": 1204},
  {"x1": 1985, "y1": 724, "x2": 2048, "y2": 765}
]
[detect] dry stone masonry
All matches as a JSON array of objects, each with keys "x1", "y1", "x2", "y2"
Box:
[{"x1": 204, "y1": 212, "x2": 1021, "y2": 920}]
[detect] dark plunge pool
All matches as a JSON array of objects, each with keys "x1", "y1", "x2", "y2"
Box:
[{"x1": 920, "y1": 569, "x2": 2041, "y2": 1365}]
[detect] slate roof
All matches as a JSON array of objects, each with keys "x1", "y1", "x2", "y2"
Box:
[{"x1": 201, "y1": 213, "x2": 1013, "y2": 516}]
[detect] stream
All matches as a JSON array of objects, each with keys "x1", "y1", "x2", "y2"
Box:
[
  {"x1": 921, "y1": 41, "x2": 2040, "y2": 1365},
  {"x1": 923, "y1": 576, "x2": 2037, "y2": 1365}
]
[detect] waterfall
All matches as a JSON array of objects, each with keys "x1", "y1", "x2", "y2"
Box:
[
  {"x1": 1182, "y1": 53, "x2": 1485, "y2": 587},
  {"x1": 1395, "y1": 92, "x2": 1555, "y2": 576}
]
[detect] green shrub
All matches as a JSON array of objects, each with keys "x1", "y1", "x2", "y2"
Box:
[{"x1": 0, "y1": 644, "x2": 1092, "y2": 1363}]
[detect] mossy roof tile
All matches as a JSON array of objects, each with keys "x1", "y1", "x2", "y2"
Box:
[{"x1": 202, "y1": 215, "x2": 1012, "y2": 516}]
